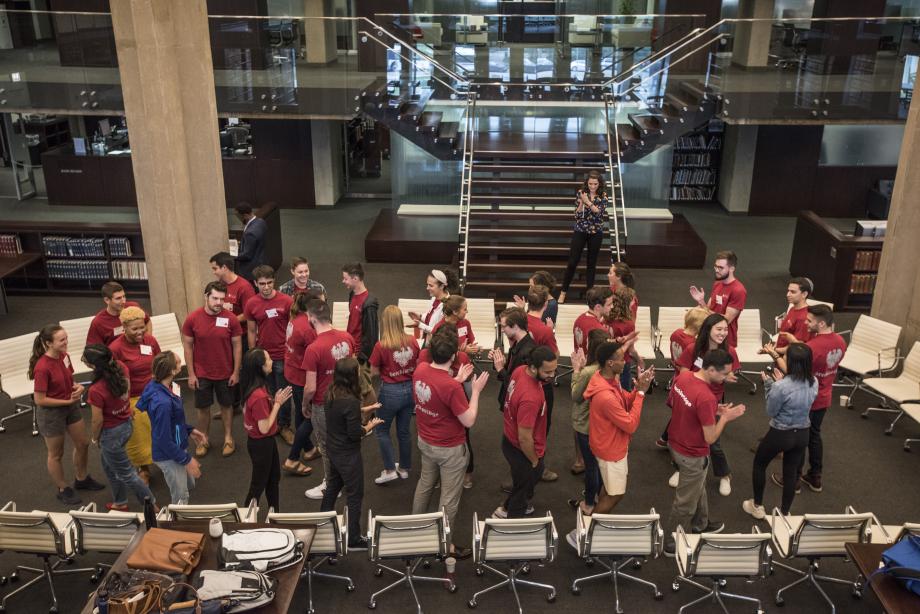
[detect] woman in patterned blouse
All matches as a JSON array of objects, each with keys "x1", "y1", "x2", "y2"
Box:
[{"x1": 559, "y1": 170, "x2": 609, "y2": 304}]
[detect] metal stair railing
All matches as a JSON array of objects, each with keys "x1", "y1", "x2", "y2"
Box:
[
  {"x1": 603, "y1": 92, "x2": 625, "y2": 262},
  {"x1": 458, "y1": 93, "x2": 477, "y2": 290}
]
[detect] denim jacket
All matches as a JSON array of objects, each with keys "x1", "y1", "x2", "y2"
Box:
[{"x1": 763, "y1": 375, "x2": 818, "y2": 430}]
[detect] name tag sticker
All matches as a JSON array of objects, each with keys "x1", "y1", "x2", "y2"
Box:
[
  {"x1": 222, "y1": 302, "x2": 234, "y2": 312},
  {"x1": 216, "y1": 317, "x2": 229, "y2": 328},
  {"x1": 140, "y1": 344, "x2": 153, "y2": 355},
  {"x1": 694, "y1": 357, "x2": 703, "y2": 369},
  {"x1": 458, "y1": 326, "x2": 468, "y2": 337},
  {"x1": 266, "y1": 308, "x2": 279, "y2": 318},
  {"x1": 114, "y1": 325, "x2": 125, "y2": 336},
  {"x1": 715, "y1": 295, "x2": 724, "y2": 306},
  {"x1": 171, "y1": 382, "x2": 181, "y2": 397}
]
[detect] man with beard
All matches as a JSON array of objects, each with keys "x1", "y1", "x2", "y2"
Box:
[{"x1": 689, "y1": 250, "x2": 746, "y2": 348}]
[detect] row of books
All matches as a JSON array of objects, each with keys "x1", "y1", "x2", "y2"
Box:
[
  {"x1": 670, "y1": 186, "x2": 716, "y2": 201},
  {"x1": 674, "y1": 153, "x2": 712, "y2": 167},
  {"x1": 112, "y1": 260, "x2": 148, "y2": 280},
  {"x1": 674, "y1": 135, "x2": 721, "y2": 151},
  {"x1": 671, "y1": 169, "x2": 717, "y2": 186},
  {"x1": 849, "y1": 274, "x2": 878, "y2": 295},
  {"x1": 43, "y1": 236, "x2": 106, "y2": 258},
  {"x1": 854, "y1": 250, "x2": 882, "y2": 272},
  {"x1": 46, "y1": 259, "x2": 110, "y2": 280},
  {"x1": 0, "y1": 234, "x2": 23, "y2": 257},
  {"x1": 108, "y1": 237, "x2": 134, "y2": 258}
]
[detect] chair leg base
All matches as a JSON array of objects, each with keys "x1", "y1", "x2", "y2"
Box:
[
  {"x1": 470, "y1": 562, "x2": 556, "y2": 613},
  {"x1": 368, "y1": 559, "x2": 454, "y2": 612},
  {"x1": 672, "y1": 575, "x2": 764, "y2": 614},
  {"x1": 773, "y1": 559, "x2": 862, "y2": 611},
  {"x1": 571, "y1": 557, "x2": 661, "y2": 612},
  {"x1": 0, "y1": 556, "x2": 91, "y2": 612},
  {"x1": 0, "y1": 403, "x2": 37, "y2": 436}
]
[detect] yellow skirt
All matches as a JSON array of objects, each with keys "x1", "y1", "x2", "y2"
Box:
[{"x1": 125, "y1": 397, "x2": 153, "y2": 467}]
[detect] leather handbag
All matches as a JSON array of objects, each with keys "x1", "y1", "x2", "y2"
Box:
[
  {"x1": 108, "y1": 580, "x2": 165, "y2": 614},
  {"x1": 127, "y1": 528, "x2": 206, "y2": 575}
]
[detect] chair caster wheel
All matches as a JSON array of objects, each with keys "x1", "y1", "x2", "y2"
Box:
[
  {"x1": 447, "y1": 582, "x2": 457, "y2": 593},
  {"x1": 0, "y1": 576, "x2": 5, "y2": 586},
  {"x1": 905, "y1": 445, "x2": 912, "y2": 452},
  {"x1": 654, "y1": 591, "x2": 664, "y2": 600},
  {"x1": 367, "y1": 601, "x2": 376, "y2": 609},
  {"x1": 50, "y1": 608, "x2": 59, "y2": 614},
  {"x1": 374, "y1": 568, "x2": 383, "y2": 577},
  {"x1": 422, "y1": 560, "x2": 431, "y2": 569},
  {"x1": 775, "y1": 596, "x2": 785, "y2": 606},
  {"x1": 885, "y1": 430, "x2": 893, "y2": 436},
  {"x1": 90, "y1": 574, "x2": 98, "y2": 584},
  {"x1": 9, "y1": 572, "x2": 19, "y2": 582},
  {"x1": 346, "y1": 583, "x2": 355, "y2": 592},
  {"x1": 585, "y1": 559, "x2": 595, "y2": 567},
  {"x1": 852, "y1": 589, "x2": 863, "y2": 599},
  {"x1": 860, "y1": 414, "x2": 868, "y2": 420},
  {"x1": 546, "y1": 593, "x2": 556, "y2": 603},
  {"x1": 570, "y1": 585, "x2": 581, "y2": 595},
  {"x1": 467, "y1": 599, "x2": 478, "y2": 608},
  {"x1": 475, "y1": 567, "x2": 484, "y2": 576},
  {"x1": 521, "y1": 564, "x2": 530, "y2": 575},
  {"x1": 632, "y1": 560, "x2": 642, "y2": 569},
  {"x1": 672, "y1": 582, "x2": 680, "y2": 592}
]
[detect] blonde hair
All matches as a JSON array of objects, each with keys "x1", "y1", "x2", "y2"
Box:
[
  {"x1": 684, "y1": 307, "x2": 711, "y2": 336},
  {"x1": 379, "y1": 305, "x2": 412, "y2": 351},
  {"x1": 119, "y1": 305, "x2": 146, "y2": 325},
  {"x1": 609, "y1": 287, "x2": 635, "y2": 322}
]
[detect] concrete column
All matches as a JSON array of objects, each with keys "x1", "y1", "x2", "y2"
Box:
[
  {"x1": 732, "y1": 0, "x2": 774, "y2": 68},
  {"x1": 718, "y1": 125, "x2": 758, "y2": 213},
  {"x1": 871, "y1": 95, "x2": 920, "y2": 349},
  {"x1": 304, "y1": 0, "x2": 337, "y2": 64},
  {"x1": 110, "y1": 0, "x2": 228, "y2": 320},
  {"x1": 312, "y1": 119, "x2": 344, "y2": 207}
]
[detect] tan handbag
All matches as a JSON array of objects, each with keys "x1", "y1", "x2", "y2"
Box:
[
  {"x1": 108, "y1": 580, "x2": 164, "y2": 614},
  {"x1": 126, "y1": 528, "x2": 206, "y2": 575}
]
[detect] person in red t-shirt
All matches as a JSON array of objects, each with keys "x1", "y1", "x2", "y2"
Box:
[
  {"x1": 282, "y1": 291, "x2": 323, "y2": 476},
  {"x1": 607, "y1": 286, "x2": 644, "y2": 391},
  {"x1": 301, "y1": 300, "x2": 356, "y2": 500},
  {"x1": 770, "y1": 277, "x2": 815, "y2": 353},
  {"x1": 83, "y1": 344, "x2": 155, "y2": 511},
  {"x1": 412, "y1": 328, "x2": 489, "y2": 559},
  {"x1": 583, "y1": 341, "x2": 655, "y2": 518},
  {"x1": 766, "y1": 304, "x2": 846, "y2": 494},
  {"x1": 244, "y1": 265, "x2": 294, "y2": 431},
  {"x1": 370, "y1": 306, "x2": 420, "y2": 484},
  {"x1": 433, "y1": 296, "x2": 480, "y2": 356},
  {"x1": 240, "y1": 348, "x2": 293, "y2": 514},
  {"x1": 690, "y1": 250, "x2": 746, "y2": 348},
  {"x1": 341, "y1": 262, "x2": 379, "y2": 361},
  {"x1": 573, "y1": 286, "x2": 614, "y2": 356},
  {"x1": 30, "y1": 324, "x2": 104, "y2": 505},
  {"x1": 494, "y1": 347, "x2": 557, "y2": 519},
  {"x1": 182, "y1": 281, "x2": 243, "y2": 460},
  {"x1": 86, "y1": 281, "x2": 151, "y2": 347},
  {"x1": 664, "y1": 350, "x2": 746, "y2": 556},
  {"x1": 526, "y1": 285, "x2": 559, "y2": 354},
  {"x1": 209, "y1": 251, "x2": 256, "y2": 324},
  {"x1": 109, "y1": 306, "x2": 161, "y2": 482},
  {"x1": 607, "y1": 262, "x2": 639, "y2": 319}
]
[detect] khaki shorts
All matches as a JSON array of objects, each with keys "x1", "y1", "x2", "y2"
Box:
[
  {"x1": 36, "y1": 403, "x2": 83, "y2": 438},
  {"x1": 597, "y1": 455, "x2": 628, "y2": 496}
]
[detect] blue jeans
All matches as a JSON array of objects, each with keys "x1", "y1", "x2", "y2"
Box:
[
  {"x1": 287, "y1": 384, "x2": 315, "y2": 462},
  {"x1": 156, "y1": 459, "x2": 196, "y2": 505},
  {"x1": 100, "y1": 420, "x2": 155, "y2": 506},
  {"x1": 268, "y1": 359, "x2": 290, "y2": 428},
  {"x1": 374, "y1": 381, "x2": 414, "y2": 471},
  {"x1": 576, "y1": 432, "x2": 601, "y2": 505}
]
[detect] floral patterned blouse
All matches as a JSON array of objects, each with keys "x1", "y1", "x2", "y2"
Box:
[{"x1": 573, "y1": 190, "x2": 609, "y2": 234}]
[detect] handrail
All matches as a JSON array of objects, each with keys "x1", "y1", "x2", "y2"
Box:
[
  {"x1": 598, "y1": 21, "x2": 695, "y2": 77},
  {"x1": 459, "y1": 93, "x2": 477, "y2": 287},
  {"x1": 603, "y1": 94, "x2": 623, "y2": 260},
  {"x1": 357, "y1": 29, "x2": 468, "y2": 96},
  {"x1": 618, "y1": 33, "x2": 728, "y2": 99},
  {"x1": 605, "y1": 25, "x2": 705, "y2": 87}
]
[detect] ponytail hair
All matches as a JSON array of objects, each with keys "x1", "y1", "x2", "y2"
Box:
[
  {"x1": 28, "y1": 324, "x2": 63, "y2": 380},
  {"x1": 240, "y1": 348, "x2": 271, "y2": 404},
  {"x1": 82, "y1": 344, "x2": 129, "y2": 398},
  {"x1": 151, "y1": 351, "x2": 179, "y2": 383}
]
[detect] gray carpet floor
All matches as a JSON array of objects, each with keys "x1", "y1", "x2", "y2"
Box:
[{"x1": 1, "y1": 201, "x2": 918, "y2": 614}]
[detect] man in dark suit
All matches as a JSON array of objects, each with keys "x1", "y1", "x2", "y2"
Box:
[{"x1": 234, "y1": 203, "x2": 267, "y2": 281}]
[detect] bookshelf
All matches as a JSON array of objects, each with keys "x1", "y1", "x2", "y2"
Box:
[
  {"x1": 789, "y1": 211, "x2": 883, "y2": 312},
  {"x1": 0, "y1": 221, "x2": 149, "y2": 297},
  {"x1": 669, "y1": 122, "x2": 723, "y2": 203}
]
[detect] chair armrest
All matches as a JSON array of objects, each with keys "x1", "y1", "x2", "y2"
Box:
[
  {"x1": 770, "y1": 508, "x2": 792, "y2": 558},
  {"x1": 243, "y1": 499, "x2": 259, "y2": 522},
  {"x1": 676, "y1": 525, "x2": 693, "y2": 573},
  {"x1": 869, "y1": 513, "x2": 893, "y2": 543},
  {"x1": 837, "y1": 329, "x2": 853, "y2": 340},
  {"x1": 652, "y1": 326, "x2": 662, "y2": 351},
  {"x1": 0, "y1": 501, "x2": 14, "y2": 512},
  {"x1": 156, "y1": 507, "x2": 170, "y2": 521},
  {"x1": 81, "y1": 502, "x2": 97, "y2": 512}
]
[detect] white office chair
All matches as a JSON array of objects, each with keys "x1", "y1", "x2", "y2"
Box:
[
  {"x1": 465, "y1": 298, "x2": 497, "y2": 354},
  {"x1": 397, "y1": 298, "x2": 436, "y2": 345},
  {"x1": 148, "y1": 313, "x2": 185, "y2": 365},
  {"x1": 268, "y1": 509, "x2": 353, "y2": 614},
  {"x1": 859, "y1": 340, "x2": 920, "y2": 434},
  {"x1": 900, "y1": 403, "x2": 920, "y2": 451},
  {"x1": 0, "y1": 502, "x2": 91, "y2": 613},
  {"x1": 570, "y1": 510, "x2": 663, "y2": 612},
  {"x1": 69, "y1": 503, "x2": 143, "y2": 582},
  {"x1": 59, "y1": 316, "x2": 96, "y2": 377},
  {"x1": 0, "y1": 331, "x2": 40, "y2": 435},
  {"x1": 767, "y1": 507, "x2": 871, "y2": 609},
  {"x1": 836, "y1": 314, "x2": 902, "y2": 404},
  {"x1": 735, "y1": 309, "x2": 773, "y2": 394},
  {"x1": 771, "y1": 299, "x2": 835, "y2": 338},
  {"x1": 367, "y1": 509, "x2": 456, "y2": 611},
  {"x1": 868, "y1": 514, "x2": 920, "y2": 544},
  {"x1": 331, "y1": 301, "x2": 349, "y2": 331},
  {"x1": 653, "y1": 306, "x2": 692, "y2": 388},
  {"x1": 157, "y1": 501, "x2": 258, "y2": 523},
  {"x1": 553, "y1": 304, "x2": 584, "y2": 384},
  {"x1": 469, "y1": 512, "x2": 558, "y2": 611},
  {"x1": 672, "y1": 526, "x2": 771, "y2": 614}
]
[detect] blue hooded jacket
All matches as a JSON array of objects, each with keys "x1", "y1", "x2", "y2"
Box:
[{"x1": 136, "y1": 380, "x2": 192, "y2": 465}]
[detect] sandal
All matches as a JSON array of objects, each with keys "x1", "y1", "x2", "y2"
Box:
[
  {"x1": 195, "y1": 441, "x2": 210, "y2": 458},
  {"x1": 283, "y1": 461, "x2": 313, "y2": 476},
  {"x1": 222, "y1": 440, "x2": 236, "y2": 457}
]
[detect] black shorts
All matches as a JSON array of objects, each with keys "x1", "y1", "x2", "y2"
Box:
[{"x1": 194, "y1": 378, "x2": 234, "y2": 409}]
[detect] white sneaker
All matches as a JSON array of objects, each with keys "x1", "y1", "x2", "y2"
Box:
[
  {"x1": 305, "y1": 480, "x2": 326, "y2": 500},
  {"x1": 719, "y1": 476, "x2": 732, "y2": 497},
  {"x1": 375, "y1": 470, "x2": 399, "y2": 485},
  {"x1": 566, "y1": 529, "x2": 579, "y2": 551},
  {"x1": 396, "y1": 463, "x2": 409, "y2": 479},
  {"x1": 742, "y1": 499, "x2": 766, "y2": 520},
  {"x1": 492, "y1": 506, "x2": 508, "y2": 519},
  {"x1": 668, "y1": 471, "x2": 680, "y2": 488}
]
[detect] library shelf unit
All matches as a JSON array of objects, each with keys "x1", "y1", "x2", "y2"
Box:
[
  {"x1": 0, "y1": 221, "x2": 148, "y2": 297},
  {"x1": 789, "y1": 210, "x2": 882, "y2": 312},
  {"x1": 669, "y1": 121, "x2": 723, "y2": 203}
]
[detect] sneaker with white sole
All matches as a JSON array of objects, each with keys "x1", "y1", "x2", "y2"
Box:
[
  {"x1": 374, "y1": 470, "x2": 399, "y2": 485},
  {"x1": 492, "y1": 506, "x2": 508, "y2": 519},
  {"x1": 566, "y1": 529, "x2": 579, "y2": 551},
  {"x1": 397, "y1": 467, "x2": 409, "y2": 479},
  {"x1": 305, "y1": 480, "x2": 326, "y2": 500},
  {"x1": 719, "y1": 476, "x2": 732, "y2": 497},
  {"x1": 742, "y1": 499, "x2": 766, "y2": 520},
  {"x1": 668, "y1": 471, "x2": 680, "y2": 488}
]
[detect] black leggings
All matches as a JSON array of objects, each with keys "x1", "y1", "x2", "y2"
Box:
[
  {"x1": 752, "y1": 426, "x2": 808, "y2": 514},
  {"x1": 245, "y1": 436, "x2": 281, "y2": 512},
  {"x1": 562, "y1": 231, "x2": 604, "y2": 293}
]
